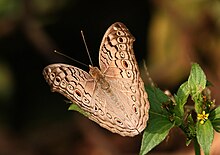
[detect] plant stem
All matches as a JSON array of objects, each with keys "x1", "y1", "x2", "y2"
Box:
[{"x1": 193, "y1": 138, "x2": 200, "y2": 155}]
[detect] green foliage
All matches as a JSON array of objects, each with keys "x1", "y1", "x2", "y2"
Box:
[
  {"x1": 196, "y1": 120, "x2": 214, "y2": 155},
  {"x1": 139, "y1": 87, "x2": 174, "y2": 155},
  {"x1": 188, "y1": 63, "x2": 207, "y2": 113},
  {"x1": 68, "y1": 103, "x2": 90, "y2": 117},
  {"x1": 0, "y1": 0, "x2": 21, "y2": 18},
  {"x1": 209, "y1": 106, "x2": 220, "y2": 132},
  {"x1": 188, "y1": 63, "x2": 206, "y2": 96},
  {"x1": 140, "y1": 63, "x2": 219, "y2": 155},
  {"x1": 174, "y1": 81, "x2": 190, "y2": 118}
]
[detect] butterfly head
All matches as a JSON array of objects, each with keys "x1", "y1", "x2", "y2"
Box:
[{"x1": 89, "y1": 65, "x2": 102, "y2": 78}]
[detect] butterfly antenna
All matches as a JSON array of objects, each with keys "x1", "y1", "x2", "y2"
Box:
[
  {"x1": 81, "y1": 30, "x2": 94, "y2": 66},
  {"x1": 54, "y1": 50, "x2": 88, "y2": 67},
  {"x1": 143, "y1": 61, "x2": 155, "y2": 87}
]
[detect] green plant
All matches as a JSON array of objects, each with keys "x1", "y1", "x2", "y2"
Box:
[{"x1": 140, "y1": 63, "x2": 219, "y2": 155}]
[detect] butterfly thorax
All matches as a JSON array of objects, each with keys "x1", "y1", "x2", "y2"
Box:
[{"x1": 89, "y1": 65, "x2": 110, "y2": 90}]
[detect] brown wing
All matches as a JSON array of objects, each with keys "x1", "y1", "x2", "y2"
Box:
[{"x1": 43, "y1": 64, "x2": 96, "y2": 112}]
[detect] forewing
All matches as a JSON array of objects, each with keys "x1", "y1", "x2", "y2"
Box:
[
  {"x1": 43, "y1": 64, "x2": 96, "y2": 112},
  {"x1": 99, "y1": 22, "x2": 137, "y2": 79}
]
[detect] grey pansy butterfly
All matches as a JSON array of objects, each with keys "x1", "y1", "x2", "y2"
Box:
[{"x1": 43, "y1": 22, "x2": 150, "y2": 137}]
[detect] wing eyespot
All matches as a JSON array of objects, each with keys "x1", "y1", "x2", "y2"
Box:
[
  {"x1": 67, "y1": 84, "x2": 74, "y2": 90},
  {"x1": 94, "y1": 104, "x2": 98, "y2": 111},
  {"x1": 99, "y1": 108, "x2": 104, "y2": 116},
  {"x1": 118, "y1": 37, "x2": 123, "y2": 43},
  {"x1": 55, "y1": 77, "x2": 61, "y2": 82},
  {"x1": 114, "y1": 117, "x2": 123, "y2": 126},
  {"x1": 122, "y1": 60, "x2": 129, "y2": 68},
  {"x1": 117, "y1": 37, "x2": 127, "y2": 44},
  {"x1": 126, "y1": 70, "x2": 132, "y2": 78},
  {"x1": 49, "y1": 72, "x2": 55, "y2": 80},
  {"x1": 131, "y1": 95, "x2": 136, "y2": 102},
  {"x1": 82, "y1": 97, "x2": 90, "y2": 104},
  {"x1": 132, "y1": 104, "x2": 139, "y2": 115},
  {"x1": 116, "y1": 30, "x2": 124, "y2": 36},
  {"x1": 119, "y1": 51, "x2": 125, "y2": 58},
  {"x1": 74, "y1": 89, "x2": 82, "y2": 101},
  {"x1": 75, "y1": 89, "x2": 82, "y2": 97},
  {"x1": 118, "y1": 44, "x2": 126, "y2": 50},
  {"x1": 106, "y1": 112, "x2": 112, "y2": 119},
  {"x1": 54, "y1": 76, "x2": 61, "y2": 85},
  {"x1": 130, "y1": 86, "x2": 136, "y2": 93},
  {"x1": 60, "y1": 80, "x2": 66, "y2": 88}
]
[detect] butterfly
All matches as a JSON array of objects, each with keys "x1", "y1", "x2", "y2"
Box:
[{"x1": 43, "y1": 22, "x2": 149, "y2": 137}]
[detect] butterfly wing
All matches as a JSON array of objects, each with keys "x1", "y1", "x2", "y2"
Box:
[
  {"x1": 43, "y1": 64, "x2": 96, "y2": 113},
  {"x1": 97, "y1": 22, "x2": 149, "y2": 136},
  {"x1": 99, "y1": 22, "x2": 136, "y2": 77}
]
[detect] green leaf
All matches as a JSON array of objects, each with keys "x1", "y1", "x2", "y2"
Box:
[
  {"x1": 68, "y1": 103, "x2": 90, "y2": 117},
  {"x1": 209, "y1": 106, "x2": 220, "y2": 120},
  {"x1": 174, "y1": 81, "x2": 190, "y2": 117},
  {"x1": 188, "y1": 63, "x2": 206, "y2": 99},
  {"x1": 194, "y1": 94, "x2": 204, "y2": 114},
  {"x1": 210, "y1": 106, "x2": 220, "y2": 132},
  {"x1": 139, "y1": 112, "x2": 174, "y2": 155},
  {"x1": 212, "y1": 118, "x2": 220, "y2": 132},
  {"x1": 173, "y1": 115, "x2": 182, "y2": 126},
  {"x1": 186, "y1": 139, "x2": 192, "y2": 147},
  {"x1": 188, "y1": 63, "x2": 206, "y2": 113},
  {"x1": 193, "y1": 138, "x2": 201, "y2": 155},
  {"x1": 140, "y1": 86, "x2": 174, "y2": 155},
  {"x1": 206, "y1": 80, "x2": 213, "y2": 87},
  {"x1": 183, "y1": 114, "x2": 196, "y2": 146},
  {"x1": 196, "y1": 120, "x2": 214, "y2": 155},
  {"x1": 146, "y1": 86, "x2": 169, "y2": 115}
]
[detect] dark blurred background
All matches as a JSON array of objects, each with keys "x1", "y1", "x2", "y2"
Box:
[{"x1": 0, "y1": 0, "x2": 220, "y2": 155}]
